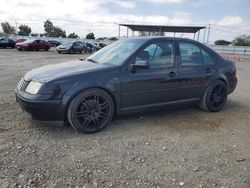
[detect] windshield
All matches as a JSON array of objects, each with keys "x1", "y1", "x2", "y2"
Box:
[{"x1": 87, "y1": 39, "x2": 145, "y2": 65}]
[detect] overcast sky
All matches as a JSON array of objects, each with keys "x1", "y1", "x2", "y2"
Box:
[{"x1": 0, "y1": 0, "x2": 249, "y2": 42}]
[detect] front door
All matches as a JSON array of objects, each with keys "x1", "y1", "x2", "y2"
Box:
[{"x1": 120, "y1": 40, "x2": 179, "y2": 110}]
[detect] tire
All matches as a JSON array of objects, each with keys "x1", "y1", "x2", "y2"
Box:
[
  {"x1": 199, "y1": 80, "x2": 228, "y2": 112},
  {"x1": 58, "y1": 51, "x2": 61, "y2": 54},
  {"x1": 67, "y1": 88, "x2": 114, "y2": 133}
]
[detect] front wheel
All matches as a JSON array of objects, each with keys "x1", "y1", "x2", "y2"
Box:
[
  {"x1": 67, "y1": 89, "x2": 114, "y2": 133},
  {"x1": 199, "y1": 80, "x2": 228, "y2": 112}
]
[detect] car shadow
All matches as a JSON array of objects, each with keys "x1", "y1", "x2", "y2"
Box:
[{"x1": 25, "y1": 98, "x2": 244, "y2": 138}]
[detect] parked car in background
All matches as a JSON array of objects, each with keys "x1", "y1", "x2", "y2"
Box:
[
  {"x1": 56, "y1": 41, "x2": 86, "y2": 54},
  {"x1": 15, "y1": 37, "x2": 237, "y2": 133},
  {"x1": 47, "y1": 40, "x2": 61, "y2": 47},
  {"x1": 15, "y1": 39, "x2": 26, "y2": 44},
  {"x1": 16, "y1": 39, "x2": 51, "y2": 51},
  {"x1": 0, "y1": 37, "x2": 15, "y2": 48},
  {"x1": 95, "y1": 42, "x2": 107, "y2": 48},
  {"x1": 85, "y1": 42, "x2": 101, "y2": 53}
]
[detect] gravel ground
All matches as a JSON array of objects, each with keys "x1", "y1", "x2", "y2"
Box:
[{"x1": 0, "y1": 48, "x2": 249, "y2": 188}]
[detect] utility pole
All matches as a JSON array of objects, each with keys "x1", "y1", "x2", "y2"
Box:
[{"x1": 207, "y1": 24, "x2": 211, "y2": 45}]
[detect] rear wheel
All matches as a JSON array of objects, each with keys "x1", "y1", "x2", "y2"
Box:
[
  {"x1": 199, "y1": 80, "x2": 228, "y2": 112},
  {"x1": 67, "y1": 89, "x2": 114, "y2": 133}
]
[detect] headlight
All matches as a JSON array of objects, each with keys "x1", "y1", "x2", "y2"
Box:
[{"x1": 25, "y1": 81, "x2": 42, "y2": 95}]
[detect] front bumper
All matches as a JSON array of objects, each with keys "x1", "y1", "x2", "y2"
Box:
[
  {"x1": 15, "y1": 89, "x2": 65, "y2": 121},
  {"x1": 56, "y1": 49, "x2": 71, "y2": 53}
]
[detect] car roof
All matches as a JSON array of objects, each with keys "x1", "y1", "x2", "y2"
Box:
[{"x1": 125, "y1": 36, "x2": 199, "y2": 42}]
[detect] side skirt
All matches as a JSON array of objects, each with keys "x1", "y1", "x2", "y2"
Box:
[{"x1": 118, "y1": 98, "x2": 200, "y2": 115}]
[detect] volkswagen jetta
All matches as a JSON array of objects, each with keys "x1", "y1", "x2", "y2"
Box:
[{"x1": 15, "y1": 37, "x2": 237, "y2": 133}]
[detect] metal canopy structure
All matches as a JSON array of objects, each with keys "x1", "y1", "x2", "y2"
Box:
[
  {"x1": 118, "y1": 24, "x2": 207, "y2": 42},
  {"x1": 119, "y1": 24, "x2": 205, "y2": 33}
]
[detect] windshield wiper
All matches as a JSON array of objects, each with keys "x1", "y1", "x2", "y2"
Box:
[{"x1": 86, "y1": 58, "x2": 97, "y2": 63}]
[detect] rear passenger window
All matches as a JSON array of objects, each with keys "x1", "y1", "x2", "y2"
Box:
[
  {"x1": 201, "y1": 49, "x2": 214, "y2": 65},
  {"x1": 179, "y1": 42, "x2": 203, "y2": 66}
]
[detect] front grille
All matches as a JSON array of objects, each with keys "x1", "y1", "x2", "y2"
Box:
[{"x1": 18, "y1": 78, "x2": 29, "y2": 91}]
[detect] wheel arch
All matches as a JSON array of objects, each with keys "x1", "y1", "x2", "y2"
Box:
[
  {"x1": 207, "y1": 73, "x2": 229, "y2": 91},
  {"x1": 63, "y1": 86, "x2": 118, "y2": 121},
  {"x1": 212, "y1": 77, "x2": 229, "y2": 92},
  {"x1": 202, "y1": 76, "x2": 228, "y2": 101}
]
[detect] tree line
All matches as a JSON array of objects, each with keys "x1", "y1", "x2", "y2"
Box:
[
  {"x1": 0, "y1": 20, "x2": 118, "y2": 40},
  {"x1": 215, "y1": 35, "x2": 250, "y2": 46},
  {"x1": 1, "y1": 20, "x2": 248, "y2": 45}
]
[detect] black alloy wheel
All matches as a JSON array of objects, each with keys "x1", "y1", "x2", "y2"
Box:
[
  {"x1": 209, "y1": 84, "x2": 227, "y2": 110},
  {"x1": 199, "y1": 80, "x2": 228, "y2": 112},
  {"x1": 67, "y1": 89, "x2": 114, "y2": 133}
]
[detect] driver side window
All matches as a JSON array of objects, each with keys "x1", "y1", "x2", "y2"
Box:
[{"x1": 136, "y1": 41, "x2": 175, "y2": 68}]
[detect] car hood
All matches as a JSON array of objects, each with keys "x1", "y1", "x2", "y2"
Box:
[
  {"x1": 24, "y1": 60, "x2": 106, "y2": 83},
  {"x1": 16, "y1": 42, "x2": 29, "y2": 46}
]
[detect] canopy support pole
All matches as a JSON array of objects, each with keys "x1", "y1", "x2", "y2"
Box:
[
  {"x1": 118, "y1": 25, "x2": 121, "y2": 39},
  {"x1": 197, "y1": 30, "x2": 200, "y2": 41}
]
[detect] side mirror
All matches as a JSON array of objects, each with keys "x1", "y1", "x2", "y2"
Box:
[{"x1": 130, "y1": 60, "x2": 149, "y2": 73}]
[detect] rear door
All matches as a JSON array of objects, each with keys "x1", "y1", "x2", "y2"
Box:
[
  {"x1": 120, "y1": 39, "x2": 179, "y2": 110},
  {"x1": 177, "y1": 40, "x2": 216, "y2": 100},
  {"x1": 33, "y1": 40, "x2": 40, "y2": 50},
  {"x1": 40, "y1": 40, "x2": 47, "y2": 49}
]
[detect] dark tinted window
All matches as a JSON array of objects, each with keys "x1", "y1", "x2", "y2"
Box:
[
  {"x1": 201, "y1": 48, "x2": 214, "y2": 65},
  {"x1": 179, "y1": 42, "x2": 203, "y2": 66},
  {"x1": 136, "y1": 41, "x2": 175, "y2": 68}
]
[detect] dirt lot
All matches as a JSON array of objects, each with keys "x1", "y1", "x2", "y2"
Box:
[{"x1": 0, "y1": 48, "x2": 249, "y2": 188}]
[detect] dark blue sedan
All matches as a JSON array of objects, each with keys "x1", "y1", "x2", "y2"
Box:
[{"x1": 16, "y1": 37, "x2": 237, "y2": 133}]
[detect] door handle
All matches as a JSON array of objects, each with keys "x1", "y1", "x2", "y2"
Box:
[{"x1": 168, "y1": 71, "x2": 176, "y2": 77}]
